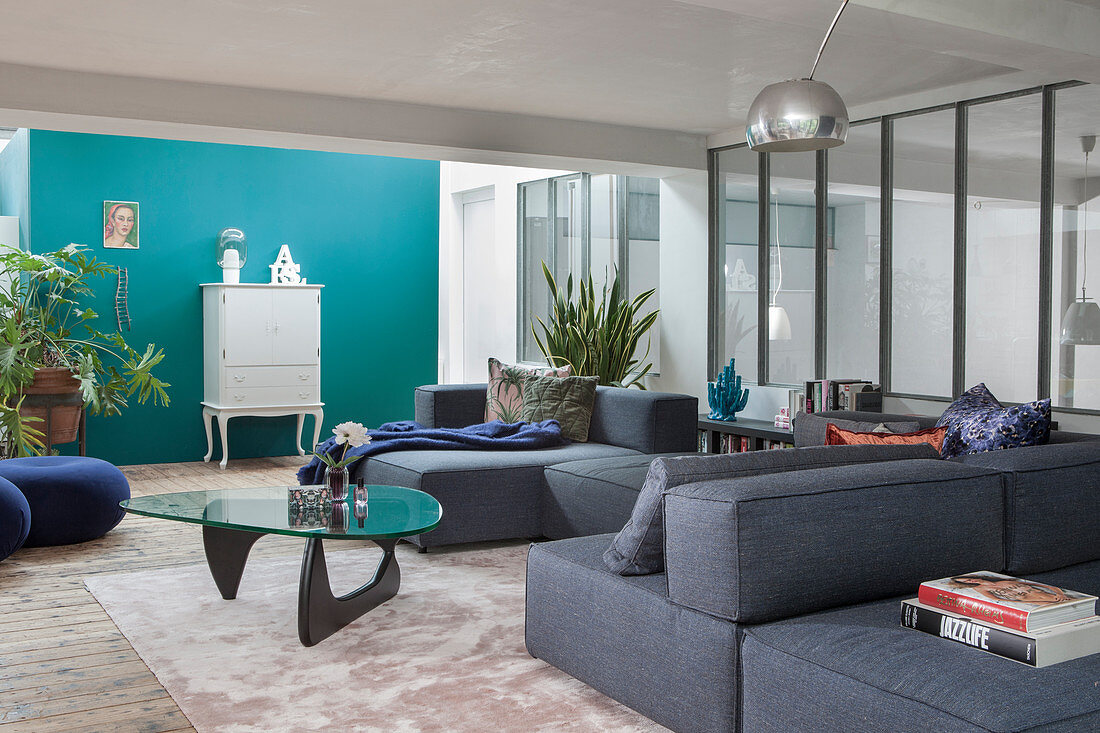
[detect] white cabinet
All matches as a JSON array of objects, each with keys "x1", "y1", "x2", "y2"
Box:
[{"x1": 201, "y1": 284, "x2": 324, "y2": 468}]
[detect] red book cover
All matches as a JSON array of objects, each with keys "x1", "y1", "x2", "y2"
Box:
[{"x1": 918, "y1": 572, "x2": 1097, "y2": 633}]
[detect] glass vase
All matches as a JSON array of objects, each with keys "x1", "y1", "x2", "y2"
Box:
[{"x1": 324, "y1": 465, "x2": 349, "y2": 501}]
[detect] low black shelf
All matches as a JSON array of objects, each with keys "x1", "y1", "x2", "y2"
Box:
[{"x1": 697, "y1": 414, "x2": 794, "y2": 453}]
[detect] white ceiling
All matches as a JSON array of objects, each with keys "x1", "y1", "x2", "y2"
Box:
[{"x1": 0, "y1": 0, "x2": 1096, "y2": 169}]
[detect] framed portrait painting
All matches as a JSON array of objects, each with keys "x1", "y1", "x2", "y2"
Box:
[{"x1": 103, "y1": 201, "x2": 139, "y2": 249}]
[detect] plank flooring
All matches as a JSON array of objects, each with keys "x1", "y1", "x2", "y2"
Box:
[{"x1": 0, "y1": 455, "x2": 319, "y2": 732}]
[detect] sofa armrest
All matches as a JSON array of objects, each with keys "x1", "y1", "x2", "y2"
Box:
[
  {"x1": 662, "y1": 459, "x2": 1004, "y2": 624},
  {"x1": 414, "y1": 384, "x2": 487, "y2": 428},
  {"x1": 588, "y1": 387, "x2": 697, "y2": 453}
]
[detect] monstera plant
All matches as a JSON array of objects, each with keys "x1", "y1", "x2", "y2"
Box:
[
  {"x1": 0, "y1": 243, "x2": 170, "y2": 458},
  {"x1": 532, "y1": 262, "x2": 658, "y2": 389}
]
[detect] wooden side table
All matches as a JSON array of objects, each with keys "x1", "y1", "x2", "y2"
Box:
[{"x1": 20, "y1": 391, "x2": 86, "y2": 456}]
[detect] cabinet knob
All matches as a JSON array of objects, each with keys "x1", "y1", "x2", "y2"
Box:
[
  {"x1": 233, "y1": 375, "x2": 246, "y2": 383},
  {"x1": 298, "y1": 372, "x2": 310, "y2": 381},
  {"x1": 234, "y1": 393, "x2": 245, "y2": 402},
  {"x1": 299, "y1": 392, "x2": 310, "y2": 400}
]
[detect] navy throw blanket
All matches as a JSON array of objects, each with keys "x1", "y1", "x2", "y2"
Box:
[{"x1": 296, "y1": 419, "x2": 567, "y2": 485}]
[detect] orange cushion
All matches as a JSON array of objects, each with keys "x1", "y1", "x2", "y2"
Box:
[{"x1": 825, "y1": 423, "x2": 947, "y2": 453}]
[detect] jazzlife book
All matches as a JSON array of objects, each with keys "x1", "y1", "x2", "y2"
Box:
[
  {"x1": 900, "y1": 600, "x2": 1100, "y2": 667},
  {"x1": 917, "y1": 572, "x2": 1097, "y2": 632}
]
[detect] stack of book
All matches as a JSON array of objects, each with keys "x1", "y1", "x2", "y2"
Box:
[
  {"x1": 774, "y1": 407, "x2": 791, "y2": 431},
  {"x1": 901, "y1": 571, "x2": 1100, "y2": 667},
  {"x1": 802, "y1": 379, "x2": 881, "y2": 413}
]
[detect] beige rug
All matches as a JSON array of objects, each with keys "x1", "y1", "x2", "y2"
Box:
[{"x1": 85, "y1": 541, "x2": 664, "y2": 733}]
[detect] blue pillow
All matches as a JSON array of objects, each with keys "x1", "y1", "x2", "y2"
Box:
[{"x1": 936, "y1": 383, "x2": 1050, "y2": 458}]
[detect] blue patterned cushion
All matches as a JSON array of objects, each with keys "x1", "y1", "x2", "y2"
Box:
[{"x1": 935, "y1": 383, "x2": 1050, "y2": 458}]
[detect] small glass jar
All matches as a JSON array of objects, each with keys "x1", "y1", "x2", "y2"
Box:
[{"x1": 324, "y1": 465, "x2": 349, "y2": 501}]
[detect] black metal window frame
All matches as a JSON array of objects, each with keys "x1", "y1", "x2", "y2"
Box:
[{"x1": 708, "y1": 79, "x2": 1097, "y2": 415}]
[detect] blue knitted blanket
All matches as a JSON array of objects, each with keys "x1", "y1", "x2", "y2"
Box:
[{"x1": 296, "y1": 419, "x2": 567, "y2": 485}]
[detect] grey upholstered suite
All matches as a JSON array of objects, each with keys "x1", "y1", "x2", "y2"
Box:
[
  {"x1": 526, "y1": 413, "x2": 1100, "y2": 733},
  {"x1": 362, "y1": 383, "x2": 697, "y2": 549}
]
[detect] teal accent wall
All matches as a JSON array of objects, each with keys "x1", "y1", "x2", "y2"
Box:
[
  {"x1": 19, "y1": 130, "x2": 438, "y2": 465},
  {"x1": 0, "y1": 129, "x2": 30, "y2": 250}
]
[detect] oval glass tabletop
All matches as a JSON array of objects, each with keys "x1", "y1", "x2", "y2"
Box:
[{"x1": 121, "y1": 485, "x2": 442, "y2": 540}]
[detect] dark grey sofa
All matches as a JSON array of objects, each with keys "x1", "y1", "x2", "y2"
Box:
[
  {"x1": 526, "y1": 418, "x2": 1100, "y2": 732},
  {"x1": 362, "y1": 383, "x2": 697, "y2": 549}
]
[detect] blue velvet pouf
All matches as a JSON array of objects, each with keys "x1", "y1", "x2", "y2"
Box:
[
  {"x1": 0, "y1": 456, "x2": 130, "y2": 547},
  {"x1": 0, "y1": 476, "x2": 31, "y2": 559}
]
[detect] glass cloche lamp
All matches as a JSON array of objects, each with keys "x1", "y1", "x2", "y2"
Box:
[{"x1": 216, "y1": 228, "x2": 247, "y2": 284}]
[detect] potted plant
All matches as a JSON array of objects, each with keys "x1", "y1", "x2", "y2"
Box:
[
  {"x1": 532, "y1": 262, "x2": 659, "y2": 389},
  {"x1": 0, "y1": 243, "x2": 170, "y2": 458}
]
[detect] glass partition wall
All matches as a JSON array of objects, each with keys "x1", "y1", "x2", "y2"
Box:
[{"x1": 710, "y1": 80, "x2": 1100, "y2": 413}]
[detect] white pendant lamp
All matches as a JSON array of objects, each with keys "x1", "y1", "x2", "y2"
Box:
[
  {"x1": 1062, "y1": 135, "x2": 1100, "y2": 346},
  {"x1": 769, "y1": 191, "x2": 792, "y2": 340},
  {"x1": 747, "y1": 0, "x2": 850, "y2": 152}
]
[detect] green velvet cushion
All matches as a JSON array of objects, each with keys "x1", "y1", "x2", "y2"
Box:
[{"x1": 521, "y1": 375, "x2": 599, "y2": 442}]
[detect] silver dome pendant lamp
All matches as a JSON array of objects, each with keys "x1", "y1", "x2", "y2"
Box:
[
  {"x1": 747, "y1": 0, "x2": 851, "y2": 152},
  {"x1": 1061, "y1": 134, "x2": 1100, "y2": 346}
]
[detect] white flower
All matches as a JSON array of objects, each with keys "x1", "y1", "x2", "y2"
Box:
[{"x1": 332, "y1": 421, "x2": 370, "y2": 448}]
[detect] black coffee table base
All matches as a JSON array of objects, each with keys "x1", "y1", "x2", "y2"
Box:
[{"x1": 202, "y1": 525, "x2": 400, "y2": 647}]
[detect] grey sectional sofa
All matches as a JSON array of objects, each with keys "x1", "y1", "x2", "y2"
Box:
[
  {"x1": 526, "y1": 414, "x2": 1100, "y2": 732},
  {"x1": 361, "y1": 383, "x2": 697, "y2": 549}
]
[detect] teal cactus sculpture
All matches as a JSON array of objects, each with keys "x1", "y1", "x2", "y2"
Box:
[{"x1": 708, "y1": 358, "x2": 750, "y2": 421}]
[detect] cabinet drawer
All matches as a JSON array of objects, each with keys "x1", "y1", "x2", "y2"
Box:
[
  {"x1": 223, "y1": 366, "x2": 318, "y2": 388},
  {"x1": 222, "y1": 386, "x2": 321, "y2": 407}
]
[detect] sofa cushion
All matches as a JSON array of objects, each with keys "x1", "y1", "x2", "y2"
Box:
[
  {"x1": 826, "y1": 423, "x2": 947, "y2": 452},
  {"x1": 542, "y1": 453, "x2": 694, "y2": 540},
  {"x1": 521, "y1": 374, "x2": 599, "y2": 442},
  {"x1": 363, "y1": 443, "x2": 639, "y2": 547},
  {"x1": 740, "y1": 559, "x2": 1100, "y2": 733},
  {"x1": 794, "y1": 412, "x2": 920, "y2": 447},
  {"x1": 663, "y1": 459, "x2": 1004, "y2": 623},
  {"x1": 936, "y1": 382, "x2": 1051, "y2": 458},
  {"x1": 603, "y1": 443, "x2": 942, "y2": 576},
  {"x1": 526, "y1": 535, "x2": 741, "y2": 733},
  {"x1": 954, "y1": 441, "x2": 1100, "y2": 574},
  {"x1": 484, "y1": 358, "x2": 570, "y2": 423}
]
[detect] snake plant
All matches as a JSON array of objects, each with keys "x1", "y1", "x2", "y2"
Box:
[{"x1": 532, "y1": 262, "x2": 658, "y2": 389}]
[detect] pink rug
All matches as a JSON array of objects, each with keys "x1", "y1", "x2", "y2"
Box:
[{"x1": 85, "y1": 541, "x2": 665, "y2": 732}]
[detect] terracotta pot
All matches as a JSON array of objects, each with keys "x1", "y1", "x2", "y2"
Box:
[{"x1": 18, "y1": 367, "x2": 83, "y2": 445}]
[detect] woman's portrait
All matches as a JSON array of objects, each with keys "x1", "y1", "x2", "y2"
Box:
[
  {"x1": 948, "y1": 573, "x2": 1072, "y2": 606},
  {"x1": 103, "y1": 201, "x2": 139, "y2": 249}
]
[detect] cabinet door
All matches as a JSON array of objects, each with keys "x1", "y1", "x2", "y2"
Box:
[
  {"x1": 272, "y1": 289, "x2": 320, "y2": 365},
  {"x1": 223, "y1": 289, "x2": 274, "y2": 366}
]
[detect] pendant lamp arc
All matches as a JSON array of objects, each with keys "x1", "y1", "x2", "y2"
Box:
[
  {"x1": 1061, "y1": 134, "x2": 1100, "y2": 346},
  {"x1": 747, "y1": 0, "x2": 851, "y2": 152}
]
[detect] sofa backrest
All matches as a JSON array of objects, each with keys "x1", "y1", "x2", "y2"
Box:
[
  {"x1": 793, "y1": 410, "x2": 938, "y2": 447},
  {"x1": 588, "y1": 387, "x2": 697, "y2": 454},
  {"x1": 662, "y1": 459, "x2": 1005, "y2": 624},
  {"x1": 953, "y1": 441, "x2": 1100, "y2": 574},
  {"x1": 414, "y1": 382, "x2": 698, "y2": 453}
]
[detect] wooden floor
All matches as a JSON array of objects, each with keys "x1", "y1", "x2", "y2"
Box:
[{"x1": 0, "y1": 455, "x2": 329, "y2": 732}]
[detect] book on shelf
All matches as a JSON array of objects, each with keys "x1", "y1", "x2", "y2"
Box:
[
  {"x1": 740, "y1": 436, "x2": 749, "y2": 452},
  {"x1": 900, "y1": 599, "x2": 1100, "y2": 667},
  {"x1": 801, "y1": 379, "x2": 881, "y2": 414},
  {"x1": 917, "y1": 572, "x2": 1097, "y2": 632}
]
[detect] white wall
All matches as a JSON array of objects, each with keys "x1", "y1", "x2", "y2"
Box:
[
  {"x1": 438, "y1": 162, "x2": 569, "y2": 384},
  {"x1": 648, "y1": 171, "x2": 709, "y2": 402}
]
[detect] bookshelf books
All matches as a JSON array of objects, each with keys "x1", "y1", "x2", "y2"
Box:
[
  {"x1": 802, "y1": 379, "x2": 881, "y2": 413},
  {"x1": 917, "y1": 572, "x2": 1097, "y2": 632}
]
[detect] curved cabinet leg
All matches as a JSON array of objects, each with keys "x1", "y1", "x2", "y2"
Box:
[
  {"x1": 295, "y1": 413, "x2": 306, "y2": 456},
  {"x1": 202, "y1": 407, "x2": 215, "y2": 462},
  {"x1": 203, "y1": 525, "x2": 265, "y2": 600},
  {"x1": 297, "y1": 538, "x2": 400, "y2": 647},
  {"x1": 310, "y1": 409, "x2": 323, "y2": 456},
  {"x1": 217, "y1": 412, "x2": 230, "y2": 469}
]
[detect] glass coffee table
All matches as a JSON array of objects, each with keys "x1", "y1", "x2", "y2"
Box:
[{"x1": 121, "y1": 485, "x2": 442, "y2": 646}]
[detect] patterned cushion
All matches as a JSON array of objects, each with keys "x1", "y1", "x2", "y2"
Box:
[
  {"x1": 935, "y1": 383, "x2": 1051, "y2": 458},
  {"x1": 520, "y1": 375, "x2": 599, "y2": 442},
  {"x1": 826, "y1": 424, "x2": 947, "y2": 452},
  {"x1": 484, "y1": 358, "x2": 571, "y2": 423}
]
